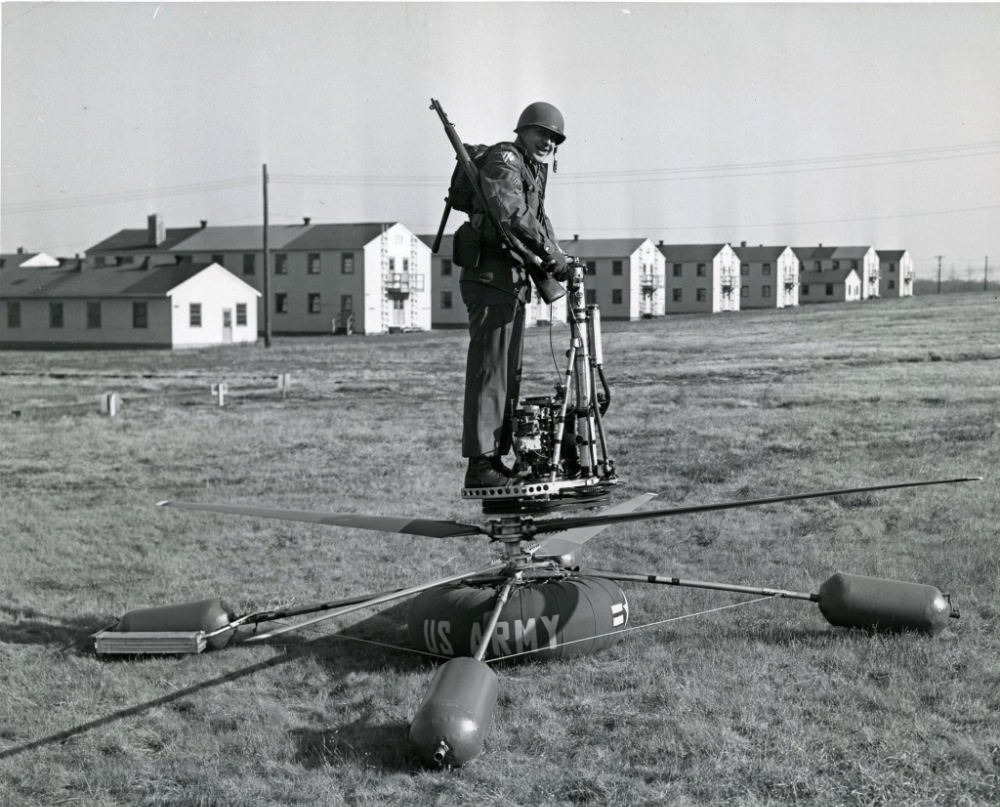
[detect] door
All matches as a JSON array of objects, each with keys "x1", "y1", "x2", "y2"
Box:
[
  {"x1": 222, "y1": 308, "x2": 233, "y2": 343},
  {"x1": 392, "y1": 297, "x2": 406, "y2": 328}
]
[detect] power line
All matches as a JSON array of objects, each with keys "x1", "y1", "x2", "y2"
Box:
[
  {"x1": 1, "y1": 177, "x2": 260, "y2": 215},
  {"x1": 7, "y1": 138, "x2": 999, "y2": 214}
]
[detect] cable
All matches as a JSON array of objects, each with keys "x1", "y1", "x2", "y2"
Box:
[{"x1": 486, "y1": 595, "x2": 775, "y2": 664}]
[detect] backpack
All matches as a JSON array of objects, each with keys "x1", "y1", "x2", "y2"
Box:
[{"x1": 447, "y1": 143, "x2": 490, "y2": 214}]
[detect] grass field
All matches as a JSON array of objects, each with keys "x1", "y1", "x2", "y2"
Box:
[{"x1": 1, "y1": 293, "x2": 997, "y2": 806}]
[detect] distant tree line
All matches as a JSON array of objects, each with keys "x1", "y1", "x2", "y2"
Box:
[{"x1": 913, "y1": 279, "x2": 1000, "y2": 295}]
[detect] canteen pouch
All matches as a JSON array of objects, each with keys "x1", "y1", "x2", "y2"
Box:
[{"x1": 453, "y1": 220, "x2": 481, "y2": 269}]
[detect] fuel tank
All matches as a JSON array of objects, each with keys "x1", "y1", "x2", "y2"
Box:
[
  {"x1": 408, "y1": 576, "x2": 628, "y2": 661},
  {"x1": 817, "y1": 573, "x2": 956, "y2": 635},
  {"x1": 408, "y1": 656, "x2": 498, "y2": 768},
  {"x1": 115, "y1": 598, "x2": 236, "y2": 648}
]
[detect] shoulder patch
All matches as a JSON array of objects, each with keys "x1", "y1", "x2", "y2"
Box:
[{"x1": 501, "y1": 150, "x2": 517, "y2": 165}]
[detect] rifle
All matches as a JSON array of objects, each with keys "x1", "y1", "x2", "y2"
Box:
[{"x1": 430, "y1": 98, "x2": 566, "y2": 304}]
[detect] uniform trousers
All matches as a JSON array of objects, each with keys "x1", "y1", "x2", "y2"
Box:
[{"x1": 460, "y1": 277, "x2": 527, "y2": 458}]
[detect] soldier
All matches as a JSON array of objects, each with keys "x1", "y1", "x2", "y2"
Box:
[{"x1": 460, "y1": 102, "x2": 571, "y2": 488}]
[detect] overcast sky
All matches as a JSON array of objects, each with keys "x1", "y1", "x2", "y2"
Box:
[{"x1": 3, "y1": 1, "x2": 999, "y2": 279}]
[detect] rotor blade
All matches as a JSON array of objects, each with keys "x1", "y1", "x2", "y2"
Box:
[
  {"x1": 156, "y1": 500, "x2": 486, "y2": 539},
  {"x1": 527, "y1": 477, "x2": 982, "y2": 536},
  {"x1": 533, "y1": 493, "x2": 657, "y2": 560},
  {"x1": 241, "y1": 562, "x2": 507, "y2": 643}
]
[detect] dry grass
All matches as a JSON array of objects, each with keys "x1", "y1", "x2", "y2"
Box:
[{"x1": 1, "y1": 292, "x2": 998, "y2": 806}]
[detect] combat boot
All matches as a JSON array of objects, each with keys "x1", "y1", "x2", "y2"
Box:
[{"x1": 464, "y1": 456, "x2": 511, "y2": 488}]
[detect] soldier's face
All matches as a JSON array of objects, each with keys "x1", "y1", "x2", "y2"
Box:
[{"x1": 518, "y1": 126, "x2": 557, "y2": 163}]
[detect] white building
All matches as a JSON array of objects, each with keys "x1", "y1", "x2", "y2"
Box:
[
  {"x1": 1, "y1": 261, "x2": 259, "y2": 349},
  {"x1": 876, "y1": 250, "x2": 915, "y2": 298},
  {"x1": 657, "y1": 243, "x2": 740, "y2": 314},
  {"x1": 733, "y1": 243, "x2": 800, "y2": 309},
  {"x1": 794, "y1": 245, "x2": 879, "y2": 300},
  {"x1": 798, "y1": 268, "x2": 862, "y2": 304},
  {"x1": 86, "y1": 217, "x2": 431, "y2": 335}
]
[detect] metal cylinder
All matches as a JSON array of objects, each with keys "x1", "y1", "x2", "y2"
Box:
[
  {"x1": 817, "y1": 573, "x2": 956, "y2": 635},
  {"x1": 587, "y1": 305, "x2": 603, "y2": 366},
  {"x1": 408, "y1": 656, "x2": 499, "y2": 768},
  {"x1": 116, "y1": 598, "x2": 237, "y2": 648}
]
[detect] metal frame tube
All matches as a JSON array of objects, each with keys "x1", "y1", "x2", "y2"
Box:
[
  {"x1": 473, "y1": 579, "x2": 517, "y2": 661},
  {"x1": 582, "y1": 568, "x2": 818, "y2": 602}
]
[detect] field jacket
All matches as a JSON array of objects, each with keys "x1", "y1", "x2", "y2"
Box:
[{"x1": 460, "y1": 140, "x2": 561, "y2": 296}]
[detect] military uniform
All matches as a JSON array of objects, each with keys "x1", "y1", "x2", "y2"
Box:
[{"x1": 460, "y1": 140, "x2": 563, "y2": 460}]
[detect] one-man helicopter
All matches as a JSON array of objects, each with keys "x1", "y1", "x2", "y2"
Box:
[{"x1": 98, "y1": 100, "x2": 981, "y2": 769}]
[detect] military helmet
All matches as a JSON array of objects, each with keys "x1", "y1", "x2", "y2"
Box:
[{"x1": 515, "y1": 102, "x2": 566, "y2": 144}]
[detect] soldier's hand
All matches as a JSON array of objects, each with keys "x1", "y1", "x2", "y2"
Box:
[{"x1": 547, "y1": 251, "x2": 570, "y2": 281}]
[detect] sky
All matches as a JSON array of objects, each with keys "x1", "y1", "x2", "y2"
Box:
[{"x1": 2, "y1": 1, "x2": 999, "y2": 280}]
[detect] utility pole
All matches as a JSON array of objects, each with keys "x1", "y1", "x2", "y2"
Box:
[
  {"x1": 936, "y1": 255, "x2": 943, "y2": 294},
  {"x1": 262, "y1": 163, "x2": 272, "y2": 348}
]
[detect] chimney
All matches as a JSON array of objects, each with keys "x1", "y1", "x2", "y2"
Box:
[
  {"x1": 740, "y1": 241, "x2": 747, "y2": 247},
  {"x1": 17, "y1": 246, "x2": 24, "y2": 254},
  {"x1": 303, "y1": 217, "x2": 312, "y2": 226},
  {"x1": 573, "y1": 234, "x2": 579, "y2": 241},
  {"x1": 148, "y1": 214, "x2": 165, "y2": 245},
  {"x1": 200, "y1": 220, "x2": 208, "y2": 229},
  {"x1": 658, "y1": 240, "x2": 664, "y2": 247}
]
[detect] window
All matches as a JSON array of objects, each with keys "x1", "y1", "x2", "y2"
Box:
[
  {"x1": 740, "y1": 285, "x2": 749, "y2": 298},
  {"x1": 342, "y1": 253, "x2": 355, "y2": 274},
  {"x1": 212, "y1": 254, "x2": 225, "y2": 267},
  {"x1": 585, "y1": 289, "x2": 597, "y2": 304},
  {"x1": 236, "y1": 303, "x2": 247, "y2": 326},
  {"x1": 612, "y1": 260, "x2": 623, "y2": 276},
  {"x1": 308, "y1": 293, "x2": 321, "y2": 314},
  {"x1": 308, "y1": 253, "x2": 321, "y2": 274},
  {"x1": 441, "y1": 290, "x2": 453, "y2": 309},
  {"x1": 672, "y1": 289, "x2": 682, "y2": 302},
  {"x1": 673, "y1": 263, "x2": 682, "y2": 277},
  {"x1": 762, "y1": 285, "x2": 771, "y2": 298},
  {"x1": 133, "y1": 302, "x2": 148, "y2": 328},
  {"x1": 888, "y1": 280, "x2": 896, "y2": 290},
  {"x1": 116, "y1": 255, "x2": 134, "y2": 265},
  {"x1": 696, "y1": 263, "x2": 706, "y2": 277},
  {"x1": 388, "y1": 257, "x2": 396, "y2": 272},
  {"x1": 95, "y1": 256, "x2": 108, "y2": 267},
  {"x1": 275, "y1": 293, "x2": 288, "y2": 314},
  {"x1": 826, "y1": 283, "x2": 835, "y2": 296},
  {"x1": 441, "y1": 259, "x2": 453, "y2": 276},
  {"x1": 740, "y1": 263, "x2": 749, "y2": 276},
  {"x1": 696, "y1": 288, "x2": 706, "y2": 302},
  {"x1": 832, "y1": 260, "x2": 840, "y2": 271},
  {"x1": 814, "y1": 261, "x2": 821, "y2": 271},
  {"x1": 340, "y1": 295, "x2": 353, "y2": 312},
  {"x1": 802, "y1": 284, "x2": 810, "y2": 296},
  {"x1": 244, "y1": 253, "x2": 257, "y2": 274},
  {"x1": 612, "y1": 289, "x2": 623, "y2": 304},
  {"x1": 586, "y1": 261, "x2": 597, "y2": 276},
  {"x1": 275, "y1": 253, "x2": 288, "y2": 275},
  {"x1": 6, "y1": 301, "x2": 20, "y2": 328},
  {"x1": 49, "y1": 302, "x2": 64, "y2": 328},
  {"x1": 189, "y1": 303, "x2": 202, "y2": 327},
  {"x1": 87, "y1": 301, "x2": 102, "y2": 329},
  {"x1": 852, "y1": 260, "x2": 859, "y2": 271},
  {"x1": 403, "y1": 258, "x2": 409, "y2": 273},
  {"x1": 763, "y1": 263, "x2": 772, "y2": 275},
  {"x1": 889, "y1": 263, "x2": 897, "y2": 273}
]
